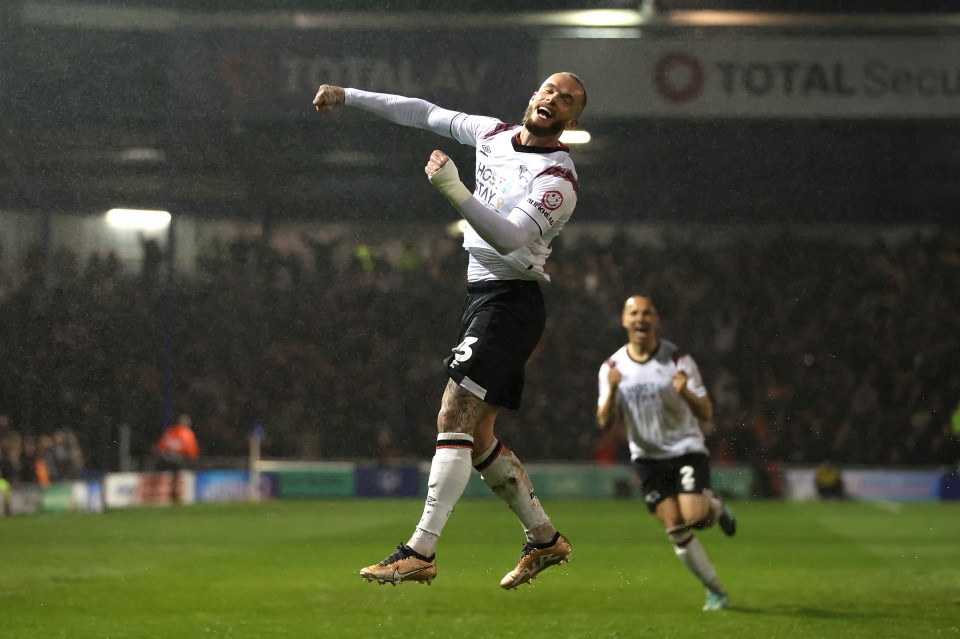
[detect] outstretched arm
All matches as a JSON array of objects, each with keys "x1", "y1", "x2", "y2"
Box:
[
  {"x1": 313, "y1": 84, "x2": 461, "y2": 137},
  {"x1": 313, "y1": 84, "x2": 345, "y2": 112},
  {"x1": 425, "y1": 150, "x2": 541, "y2": 254}
]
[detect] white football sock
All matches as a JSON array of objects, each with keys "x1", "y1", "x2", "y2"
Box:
[
  {"x1": 407, "y1": 433, "x2": 473, "y2": 557},
  {"x1": 669, "y1": 528, "x2": 726, "y2": 594},
  {"x1": 475, "y1": 439, "x2": 554, "y2": 544}
]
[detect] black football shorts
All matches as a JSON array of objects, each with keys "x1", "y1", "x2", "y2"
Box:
[
  {"x1": 444, "y1": 279, "x2": 545, "y2": 410},
  {"x1": 633, "y1": 452, "x2": 712, "y2": 513}
]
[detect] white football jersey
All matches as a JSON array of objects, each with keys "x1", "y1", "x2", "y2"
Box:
[
  {"x1": 598, "y1": 339, "x2": 710, "y2": 461},
  {"x1": 446, "y1": 114, "x2": 579, "y2": 283},
  {"x1": 343, "y1": 90, "x2": 579, "y2": 283}
]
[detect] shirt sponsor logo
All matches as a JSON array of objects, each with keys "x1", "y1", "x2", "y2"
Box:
[
  {"x1": 475, "y1": 161, "x2": 509, "y2": 206},
  {"x1": 526, "y1": 197, "x2": 556, "y2": 225},
  {"x1": 542, "y1": 190, "x2": 563, "y2": 210}
]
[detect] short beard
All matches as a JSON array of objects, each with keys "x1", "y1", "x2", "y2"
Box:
[{"x1": 521, "y1": 104, "x2": 566, "y2": 138}]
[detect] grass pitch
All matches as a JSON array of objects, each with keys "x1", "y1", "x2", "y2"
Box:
[{"x1": 1, "y1": 498, "x2": 958, "y2": 638}]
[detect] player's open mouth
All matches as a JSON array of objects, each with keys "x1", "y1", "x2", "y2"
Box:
[{"x1": 536, "y1": 106, "x2": 553, "y2": 118}]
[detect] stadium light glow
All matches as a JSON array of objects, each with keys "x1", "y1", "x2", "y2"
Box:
[
  {"x1": 118, "y1": 147, "x2": 165, "y2": 163},
  {"x1": 560, "y1": 130, "x2": 591, "y2": 144},
  {"x1": 563, "y1": 10, "x2": 641, "y2": 27},
  {"x1": 105, "y1": 208, "x2": 171, "y2": 230},
  {"x1": 446, "y1": 219, "x2": 466, "y2": 237}
]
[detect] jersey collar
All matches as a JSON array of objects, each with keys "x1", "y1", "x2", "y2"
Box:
[
  {"x1": 512, "y1": 132, "x2": 569, "y2": 154},
  {"x1": 627, "y1": 341, "x2": 660, "y2": 364}
]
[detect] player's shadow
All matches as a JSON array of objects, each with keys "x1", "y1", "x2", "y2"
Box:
[{"x1": 728, "y1": 605, "x2": 877, "y2": 620}]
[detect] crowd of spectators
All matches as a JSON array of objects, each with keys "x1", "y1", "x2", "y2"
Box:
[
  {"x1": 0, "y1": 412, "x2": 85, "y2": 488},
  {"x1": 0, "y1": 222, "x2": 958, "y2": 473}
]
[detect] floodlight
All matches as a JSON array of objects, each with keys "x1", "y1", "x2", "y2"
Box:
[
  {"x1": 560, "y1": 130, "x2": 591, "y2": 144},
  {"x1": 105, "y1": 208, "x2": 171, "y2": 230}
]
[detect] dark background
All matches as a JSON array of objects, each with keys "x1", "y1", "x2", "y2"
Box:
[
  {"x1": 1, "y1": 2, "x2": 958, "y2": 472},
  {"x1": 2, "y1": 0, "x2": 958, "y2": 226}
]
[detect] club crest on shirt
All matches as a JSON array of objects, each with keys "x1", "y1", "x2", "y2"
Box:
[{"x1": 517, "y1": 165, "x2": 533, "y2": 186}]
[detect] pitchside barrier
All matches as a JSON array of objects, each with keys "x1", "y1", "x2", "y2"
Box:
[{"x1": 4, "y1": 462, "x2": 958, "y2": 516}]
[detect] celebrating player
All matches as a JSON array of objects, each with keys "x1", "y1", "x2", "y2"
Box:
[
  {"x1": 597, "y1": 294, "x2": 737, "y2": 611},
  {"x1": 313, "y1": 72, "x2": 586, "y2": 589}
]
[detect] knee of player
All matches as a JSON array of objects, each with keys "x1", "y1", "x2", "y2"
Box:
[
  {"x1": 688, "y1": 516, "x2": 713, "y2": 530},
  {"x1": 666, "y1": 524, "x2": 694, "y2": 547}
]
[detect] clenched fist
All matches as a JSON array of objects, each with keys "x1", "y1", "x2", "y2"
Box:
[
  {"x1": 313, "y1": 85, "x2": 345, "y2": 112},
  {"x1": 424, "y1": 149, "x2": 451, "y2": 177}
]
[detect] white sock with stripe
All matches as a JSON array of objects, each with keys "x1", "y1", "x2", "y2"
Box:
[
  {"x1": 407, "y1": 433, "x2": 474, "y2": 557},
  {"x1": 474, "y1": 438, "x2": 554, "y2": 544},
  {"x1": 669, "y1": 527, "x2": 726, "y2": 594}
]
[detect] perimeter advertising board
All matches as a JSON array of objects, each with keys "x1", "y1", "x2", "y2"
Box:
[
  {"x1": 784, "y1": 468, "x2": 943, "y2": 501},
  {"x1": 169, "y1": 31, "x2": 535, "y2": 121},
  {"x1": 15, "y1": 26, "x2": 535, "y2": 122},
  {"x1": 540, "y1": 37, "x2": 960, "y2": 119}
]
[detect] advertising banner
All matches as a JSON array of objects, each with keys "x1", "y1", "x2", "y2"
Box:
[
  {"x1": 459, "y1": 465, "x2": 635, "y2": 500},
  {"x1": 170, "y1": 31, "x2": 536, "y2": 121},
  {"x1": 842, "y1": 469, "x2": 942, "y2": 501},
  {"x1": 139, "y1": 472, "x2": 197, "y2": 505},
  {"x1": 540, "y1": 37, "x2": 960, "y2": 119},
  {"x1": 784, "y1": 467, "x2": 943, "y2": 501},
  {"x1": 9, "y1": 485, "x2": 43, "y2": 516},
  {"x1": 41, "y1": 482, "x2": 74, "y2": 513},
  {"x1": 195, "y1": 470, "x2": 251, "y2": 503},
  {"x1": 16, "y1": 26, "x2": 536, "y2": 122},
  {"x1": 355, "y1": 466, "x2": 421, "y2": 498},
  {"x1": 712, "y1": 466, "x2": 755, "y2": 501},
  {"x1": 274, "y1": 468, "x2": 355, "y2": 498},
  {"x1": 103, "y1": 472, "x2": 143, "y2": 508},
  {"x1": 103, "y1": 471, "x2": 196, "y2": 507}
]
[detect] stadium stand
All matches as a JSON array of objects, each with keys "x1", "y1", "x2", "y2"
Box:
[{"x1": 1, "y1": 225, "x2": 957, "y2": 470}]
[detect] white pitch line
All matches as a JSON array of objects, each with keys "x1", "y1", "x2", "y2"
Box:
[{"x1": 870, "y1": 500, "x2": 902, "y2": 514}]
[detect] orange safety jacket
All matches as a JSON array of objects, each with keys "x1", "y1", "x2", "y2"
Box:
[{"x1": 156, "y1": 424, "x2": 200, "y2": 461}]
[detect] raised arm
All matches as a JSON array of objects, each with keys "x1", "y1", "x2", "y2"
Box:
[
  {"x1": 313, "y1": 84, "x2": 461, "y2": 138},
  {"x1": 672, "y1": 356, "x2": 714, "y2": 422},
  {"x1": 597, "y1": 361, "x2": 621, "y2": 430},
  {"x1": 425, "y1": 150, "x2": 542, "y2": 254}
]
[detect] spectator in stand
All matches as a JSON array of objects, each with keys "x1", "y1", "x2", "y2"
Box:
[
  {"x1": 33, "y1": 435, "x2": 56, "y2": 488},
  {"x1": 52, "y1": 429, "x2": 84, "y2": 480},
  {"x1": 814, "y1": 460, "x2": 846, "y2": 500},
  {"x1": 155, "y1": 414, "x2": 200, "y2": 503},
  {"x1": 0, "y1": 414, "x2": 19, "y2": 487}
]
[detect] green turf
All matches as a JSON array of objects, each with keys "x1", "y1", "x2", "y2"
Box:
[{"x1": 1, "y1": 499, "x2": 958, "y2": 638}]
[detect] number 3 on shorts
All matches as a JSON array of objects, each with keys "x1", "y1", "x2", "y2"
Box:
[
  {"x1": 680, "y1": 465, "x2": 696, "y2": 492},
  {"x1": 453, "y1": 336, "x2": 479, "y2": 363}
]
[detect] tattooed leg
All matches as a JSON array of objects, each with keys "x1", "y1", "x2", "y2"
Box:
[{"x1": 439, "y1": 378, "x2": 499, "y2": 451}]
